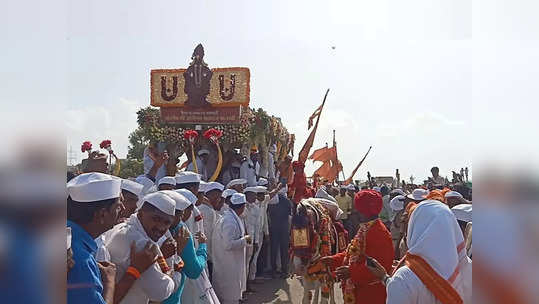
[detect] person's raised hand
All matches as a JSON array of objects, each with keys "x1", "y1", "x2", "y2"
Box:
[
  {"x1": 195, "y1": 231, "x2": 207, "y2": 244},
  {"x1": 160, "y1": 238, "x2": 177, "y2": 259},
  {"x1": 174, "y1": 226, "x2": 190, "y2": 254},
  {"x1": 365, "y1": 256, "x2": 387, "y2": 280},
  {"x1": 130, "y1": 241, "x2": 158, "y2": 273}
]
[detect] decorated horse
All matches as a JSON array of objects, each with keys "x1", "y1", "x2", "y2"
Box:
[{"x1": 290, "y1": 198, "x2": 349, "y2": 304}]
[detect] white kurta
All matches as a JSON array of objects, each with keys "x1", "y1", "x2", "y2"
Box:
[
  {"x1": 240, "y1": 159, "x2": 257, "y2": 187},
  {"x1": 105, "y1": 214, "x2": 181, "y2": 304},
  {"x1": 244, "y1": 203, "x2": 261, "y2": 280},
  {"x1": 198, "y1": 203, "x2": 218, "y2": 261},
  {"x1": 212, "y1": 209, "x2": 247, "y2": 302}
]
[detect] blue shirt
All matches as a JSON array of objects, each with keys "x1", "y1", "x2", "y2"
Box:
[
  {"x1": 162, "y1": 222, "x2": 208, "y2": 304},
  {"x1": 67, "y1": 220, "x2": 106, "y2": 304}
]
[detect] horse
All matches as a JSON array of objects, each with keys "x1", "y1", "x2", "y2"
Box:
[{"x1": 290, "y1": 198, "x2": 348, "y2": 304}]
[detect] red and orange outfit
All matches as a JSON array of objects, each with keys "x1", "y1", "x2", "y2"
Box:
[
  {"x1": 328, "y1": 189, "x2": 395, "y2": 304},
  {"x1": 328, "y1": 219, "x2": 394, "y2": 304}
]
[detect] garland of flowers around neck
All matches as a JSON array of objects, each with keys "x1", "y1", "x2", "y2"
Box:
[
  {"x1": 304, "y1": 201, "x2": 334, "y2": 299},
  {"x1": 342, "y1": 219, "x2": 377, "y2": 304}
]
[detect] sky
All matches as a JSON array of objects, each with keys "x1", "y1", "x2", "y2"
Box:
[{"x1": 4, "y1": 0, "x2": 538, "y2": 183}]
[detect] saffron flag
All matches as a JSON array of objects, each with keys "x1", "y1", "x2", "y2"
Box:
[{"x1": 298, "y1": 89, "x2": 329, "y2": 164}]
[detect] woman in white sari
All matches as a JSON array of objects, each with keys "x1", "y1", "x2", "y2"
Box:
[{"x1": 366, "y1": 200, "x2": 472, "y2": 304}]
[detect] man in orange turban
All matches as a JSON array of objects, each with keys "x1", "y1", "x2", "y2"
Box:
[{"x1": 321, "y1": 190, "x2": 394, "y2": 304}]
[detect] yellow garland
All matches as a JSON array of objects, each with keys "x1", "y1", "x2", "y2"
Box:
[{"x1": 209, "y1": 143, "x2": 223, "y2": 182}]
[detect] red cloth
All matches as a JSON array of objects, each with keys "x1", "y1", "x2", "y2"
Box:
[
  {"x1": 354, "y1": 190, "x2": 383, "y2": 217},
  {"x1": 330, "y1": 219, "x2": 394, "y2": 304},
  {"x1": 289, "y1": 171, "x2": 307, "y2": 203}
]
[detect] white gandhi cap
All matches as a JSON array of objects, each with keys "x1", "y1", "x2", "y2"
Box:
[
  {"x1": 175, "y1": 171, "x2": 202, "y2": 184},
  {"x1": 451, "y1": 204, "x2": 472, "y2": 223},
  {"x1": 161, "y1": 190, "x2": 192, "y2": 211},
  {"x1": 175, "y1": 189, "x2": 198, "y2": 205},
  {"x1": 230, "y1": 193, "x2": 247, "y2": 205},
  {"x1": 157, "y1": 176, "x2": 176, "y2": 187},
  {"x1": 244, "y1": 186, "x2": 258, "y2": 193},
  {"x1": 142, "y1": 192, "x2": 176, "y2": 216},
  {"x1": 222, "y1": 189, "x2": 237, "y2": 198},
  {"x1": 205, "y1": 182, "x2": 224, "y2": 193},
  {"x1": 121, "y1": 179, "x2": 144, "y2": 198},
  {"x1": 226, "y1": 178, "x2": 247, "y2": 189},
  {"x1": 67, "y1": 172, "x2": 121, "y2": 202}
]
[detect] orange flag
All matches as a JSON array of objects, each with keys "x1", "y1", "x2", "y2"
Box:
[
  {"x1": 298, "y1": 89, "x2": 329, "y2": 164},
  {"x1": 344, "y1": 146, "x2": 372, "y2": 184}
]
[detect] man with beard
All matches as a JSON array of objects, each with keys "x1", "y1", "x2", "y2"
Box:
[
  {"x1": 105, "y1": 192, "x2": 183, "y2": 303},
  {"x1": 67, "y1": 173, "x2": 123, "y2": 304}
]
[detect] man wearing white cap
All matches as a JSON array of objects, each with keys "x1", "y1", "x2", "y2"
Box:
[
  {"x1": 105, "y1": 192, "x2": 182, "y2": 304},
  {"x1": 176, "y1": 172, "x2": 205, "y2": 244},
  {"x1": 197, "y1": 181, "x2": 224, "y2": 281},
  {"x1": 95, "y1": 179, "x2": 144, "y2": 262},
  {"x1": 212, "y1": 193, "x2": 252, "y2": 304},
  {"x1": 187, "y1": 149, "x2": 210, "y2": 181},
  {"x1": 135, "y1": 175, "x2": 157, "y2": 197},
  {"x1": 389, "y1": 195, "x2": 406, "y2": 258},
  {"x1": 158, "y1": 176, "x2": 177, "y2": 191},
  {"x1": 227, "y1": 178, "x2": 247, "y2": 193},
  {"x1": 244, "y1": 187, "x2": 262, "y2": 291},
  {"x1": 451, "y1": 204, "x2": 472, "y2": 258},
  {"x1": 160, "y1": 190, "x2": 219, "y2": 304},
  {"x1": 120, "y1": 179, "x2": 144, "y2": 221},
  {"x1": 220, "y1": 189, "x2": 237, "y2": 215},
  {"x1": 67, "y1": 172, "x2": 123, "y2": 304}
]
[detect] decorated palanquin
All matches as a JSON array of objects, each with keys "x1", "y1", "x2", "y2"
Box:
[
  {"x1": 290, "y1": 199, "x2": 348, "y2": 300},
  {"x1": 328, "y1": 218, "x2": 394, "y2": 304},
  {"x1": 136, "y1": 44, "x2": 294, "y2": 177}
]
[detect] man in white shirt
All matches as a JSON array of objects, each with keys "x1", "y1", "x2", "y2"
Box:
[
  {"x1": 212, "y1": 193, "x2": 252, "y2": 304},
  {"x1": 105, "y1": 192, "x2": 182, "y2": 304},
  {"x1": 197, "y1": 181, "x2": 224, "y2": 281},
  {"x1": 244, "y1": 187, "x2": 262, "y2": 292},
  {"x1": 240, "y1": 154, "x2": 258, "y2": 187}
]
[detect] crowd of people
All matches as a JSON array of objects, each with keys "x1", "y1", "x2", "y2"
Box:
[{"x1": 67, "y1": 145, "x2": 472, "y2": 304}]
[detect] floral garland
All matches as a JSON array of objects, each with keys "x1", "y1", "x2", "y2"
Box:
[
  {"x1": 342, "y1": 219, "x2": 377, "y2": 304},
  {"x1": 134, "y1": 106, "x2": 291, "y2": 153},
  {"x1": 304, "y1": 201, "x2": 334, "y2": 299}
]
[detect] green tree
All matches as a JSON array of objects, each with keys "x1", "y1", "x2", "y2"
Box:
[
  {"x1": 118, "y1": 159, "x2": 144, "y2": 179},
  {"x1": 127, "y1": 128, "x2": 147, "y2": 161}
]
